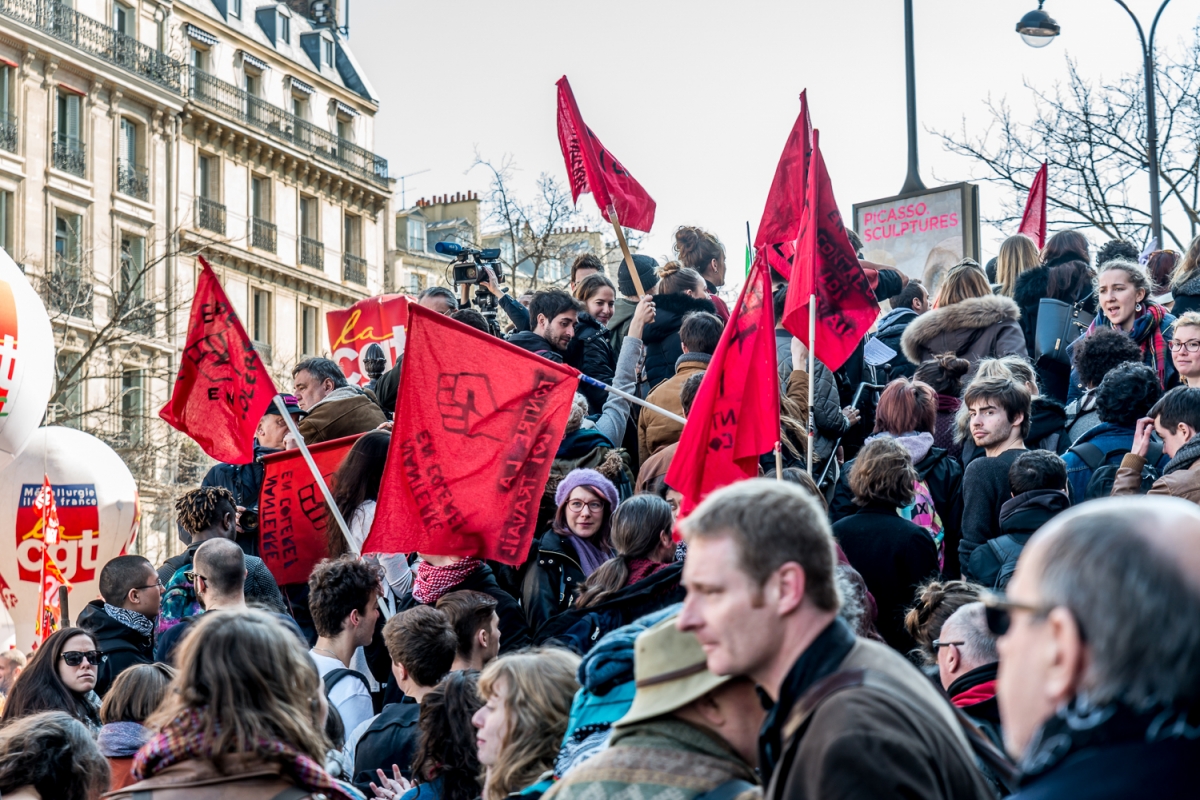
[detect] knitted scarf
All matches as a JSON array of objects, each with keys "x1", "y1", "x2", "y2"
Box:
[
  {"x1": 625, "y1": 558, "x2": 669, "y2": 587},
  {"x1": 412, "y1": 558, "x2": 482, "y2": 604},
  {"x1": 132, "y1": 708, "x2": 360, "y2": 800},
  {"x1": 98, "y1": 721, "x2": 151, "y2": 757},
  {"x1": 1087, "y1": 302, "x2": 1168, "y2": 386}
]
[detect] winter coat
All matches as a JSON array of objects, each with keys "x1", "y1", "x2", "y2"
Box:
[
  {"x1": 195, "y1": 442, "x2": 278, "y2": 555},
  {"x1": 297, "y1": 386, "x2": 387, "y2": 446},
  {"x1": 960, "y1": 448, "x2": 1027, "y2": 580},
  {"x1": 777, "y1": 330, "x2": 849, "y2": 465},
  {"x1": 640, "y1": 293, "x2": 717, "y2": 392},
  {"x1": 103, "y1": 753, "x2": 335, "y2": 800},
  {"x1": 998, "y1": 489, "x2": 1071, "y2": 537},
  {"x1": 1013, "y1": 264, "x2": 1098, "y2": 357},
  {"x1": 567, "y1": 313, "x2": 616, "y2": 414},
  {"x1": 635, "y1": 442, "x2": 677, "y2": 493},
  {"x1": 1059, "y1": 392, "x2": 1101, "y2": 453},
  {"x1": 871, "y1": 307, "x2": 920, "y2": 380},
  {"x1": 607, "y1": 298, "x2": 639, "y2": 357},
  {"x1": 932, "y1": 394, "x2": 962, "y2": 459},
  {"x1": 397, "y1": 563, "x2": 530, "y2": 655},
  {"x1": 76, "y1": 600, "x2": 154, "y2": 697},
  {"x1": 1027, "y1": 396, "x2": 1067, "y2": 453},
  {"x1": 946, "y1": 662, "x2": 1003, "y2": 751},
  {"x1": 637, "y1": 354, "x2": 709, "y2": 463},
  {"x1": 508, "y1": 330, "x2": 565, "y2": 363},
  {"x1": 1168, "y1": 271, "x2": 1200, "y2": 317},
  {"x1": 352, "y1": 699, "x2": 421, "y2": 788},
  {"x1": 1063, "y1": 422, "x2": 1170, "y2": 501},
  {"x1": 832, "y1": 503, "x2": 940, "y2": 653},
  {"x1": 522, "y1": 530, "x2": 591, "y2": 634},
  {"x1": 900, "y1": 294, "x2": 1027, "y2": 375},
  {"x1": 1112, "y1": 433, "x2": 1200, "y2": 502},
  {"x1": 1067, "y1": 307, "x2": 1177, "y2": 403}
]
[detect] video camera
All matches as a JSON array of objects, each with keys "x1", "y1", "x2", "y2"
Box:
[{"x1": 435, "y1": 242, "x2": 505, "y2": 287}]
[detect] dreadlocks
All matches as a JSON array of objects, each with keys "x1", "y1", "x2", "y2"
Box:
[{"x1": 175, "y1": 486, "x2": 236, "y2": 537}]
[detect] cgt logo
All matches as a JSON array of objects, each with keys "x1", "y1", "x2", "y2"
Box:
[{"x1": 16, "y1": 483, "x2": 100, "y2": 584}]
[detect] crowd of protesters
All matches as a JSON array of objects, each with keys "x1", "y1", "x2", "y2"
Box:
[{"x1": 1, "y1": 225, "x2": 1199, "y2": 800}]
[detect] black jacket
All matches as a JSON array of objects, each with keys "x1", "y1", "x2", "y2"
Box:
[
  {"x1": 196, "y1": 443, "x2": 279, "y2": 556},
  {"x1": 999, "y1": 489, "x2": 1070, "y2": 536},
  {"x1": 871, "y1": 308, "x2": 919, "y2": 381},
  {"x1": 398, "y1": 563, "x2": 530, "y2": 654},
  {"x1": 1172, "y1": 273, "x2": 1200, "y2": 316},
  {"x1": 567, "y1": 313, "x2": 616, "y2": 413},
  {"x1": 640, "y1": 293, "x2": 717, "y2": 392},
  {"x1": 352, "y1": 699, "x2": 421, "y2": 789},
  {"x1": 832, "y1": 502, "x2": 940, "y2": 653},
  {"x1": 507, "y1": 330, "x2": 564, "y2": 363},
  {"x1": 76, "y1": 600, "x2": 154, "y2": 697},
  {"x1": 521, "y1": 530, "x2": 589, "y2": 634},
  {"x1": 1014, "y1": 264, "x2": 1098, "y2": 402},
  {"x1": 1027, "y1": 396, "x2": 1067, "y2": 452},
  {"x1": 960, "y1": 448, "x2": 1027, "y2": 579},
  {"x1": 946, "y1": 662, "x2": 1003, "y2": 750}
]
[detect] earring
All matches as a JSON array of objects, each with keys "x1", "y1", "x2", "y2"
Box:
[{"x1": 1136, "y1": 302, "x2": 1143, "y2": 312}]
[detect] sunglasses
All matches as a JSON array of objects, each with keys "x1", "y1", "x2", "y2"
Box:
[
  {"x1": 183, "y1": 571, "x2": 207, "y2": 585},
  {"x1": 60, "y1": 650, "x2": 106, "y2": 667}
]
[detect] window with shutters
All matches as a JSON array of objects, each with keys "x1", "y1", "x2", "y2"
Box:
[
  {"x1": 191, "y1": 46, "x2": 207, "y2": 74},
  {"x1": 117, "y1": 118, "x2": 148, "y2": 200},
  {"x1": 54, "y1": 91, "x2": 84, "y2": 176},
  {"x1": 250, "y1": 175, "x2": 275, "y2": 252},
  {"x1": 119, "y1": 234, "x2": 146, "y2": 301},
  {"x1": 197, "y1": 154, "x2": 217, "y2": 199},
  {"x1": 300, "y1": 304, "x2": 318, "y2": 357},
  {"x1": 343, "y1": 212, "x2": 361, "y2": 257},
  {"x1": 113, "y1": 2, "x2": 134, "y2": 36},
  {"x1": 52, "y1": 209, "x2": 91, "y2": 316},
  {"x1": 196, "y1": 153, "x2": 225, "y2": 235},
  {"x1": 252, "y1": 288, "x2": 272, "y2": 350},
  {"x1": 244, "y1": 71, "x2": 260, "y2": 97},
  {"x1": 54, "y1": 210, "x2": 81, "y2": 269}
]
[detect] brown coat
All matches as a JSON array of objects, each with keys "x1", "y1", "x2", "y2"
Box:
[
  {"x1": 297, "y1": 389, "x2": 387, "y2": 446},
  {"x1": 103, "y1": 755, "x2": 320, "y2": 800},
  {"x1": 768, "y1": 638, "x2": 992, "y2": 800},
  {"x1": 1111, "y1": 451, "x2": 1200, "y2": 501},
  {"x1": 900, "y1": 294, "x2": 1026, "y2": 373},
  {"x1": 638, "y1": 355, "x2": 709, "y2": 463}
]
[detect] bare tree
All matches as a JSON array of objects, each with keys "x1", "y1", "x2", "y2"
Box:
[{"x1": 934, "y1": 28, "x2": 1200, "y2": 249}]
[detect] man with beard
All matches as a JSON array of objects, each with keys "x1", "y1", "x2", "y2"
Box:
[{"x1": 508, "y1": 290, "x2": 583, "y2": 363}]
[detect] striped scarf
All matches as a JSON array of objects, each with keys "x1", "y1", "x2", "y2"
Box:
[{"x1": 1087, "y1": 302, "x2": 1168, "y2": 386}]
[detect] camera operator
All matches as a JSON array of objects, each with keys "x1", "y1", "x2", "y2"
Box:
[{"x1": 478, "y1": 264, "x2": 531, "y2": 333}]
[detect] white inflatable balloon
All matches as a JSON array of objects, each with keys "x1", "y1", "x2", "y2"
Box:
[
  {"x1": 0, "y1": 247, "x2": 55, "y2": 470},
  {"x1": 0, "y1": 427, "x2": 139, "y2": 650}
]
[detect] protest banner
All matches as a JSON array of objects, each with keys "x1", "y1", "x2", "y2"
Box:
[
  {"x1": 1019, "y1": 162, "x2": 1049, "y2": 248},
  {"x1": 754, "y1": 91, "x2": 812, "y2": 279},
  {"x1": 327, "y1": 294, "x2": 410, "y2": 387}
]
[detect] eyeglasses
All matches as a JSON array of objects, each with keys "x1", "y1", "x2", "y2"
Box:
[
  {"x1": 567, "y1": 500, "x2": 605, "y2": 514},
  {"x1": 931, "y1": 639, "x2": 964, "y2": 650},
  {"x1": 61, "y1": 650, "x2": 106, "y2": 667},
  {"x1": 134, "y1": 579, "x2": 165, "y2": 591},
  {"x1": 980, "y1": 591, "x2": 1052, "y2": 636},
  {"x1": 183, "y1": 572, "x2": 207, "y2": 585},
  {"x1": 1168, "y1": 340, "x2": 1200, "y2": 353}
]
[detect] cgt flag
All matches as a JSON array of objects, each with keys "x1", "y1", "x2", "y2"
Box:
[
  {"x1": 1018, "y1": 162, "x2": 1048, "y2": 249},
  {"x1": 34, "y1": 477, "x2": 67, "y2": 642},
  {"x1": 556, "y1": 76, "x2": 656, "y2": 232},
  {"x1": 783, "y1": 131, "x2": 880, "y2": 371},
  {"x1": 667, "y1": 257, "x2": 780, "y2": 517},
  {"x1": 258, "y1": 433, "x2": 364, "y2": 586},
  {"x1": 366, "y1": 304, "x2": 579, "y2": 565},
  {"x1": 755, "y1": 91, "x2": 813, "y2": 279},
  {"x1": 327, "y1": 294, "x2": 410, "y2": 387},
  {"x1": 159, "y1": 257, "x2": 278, "y2": 464}
]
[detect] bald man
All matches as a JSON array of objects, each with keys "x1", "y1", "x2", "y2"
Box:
[{"x1": 994, "y1": 496, "x2": 1200, "y2": 799}]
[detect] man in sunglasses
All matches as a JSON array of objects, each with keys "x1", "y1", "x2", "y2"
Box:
[
  {"x1": 994, "y1": 496, "x2": 1200, "y2": 798},
  {"x1": 76, "y1": 555, "x2": 162, "y2": 696}
]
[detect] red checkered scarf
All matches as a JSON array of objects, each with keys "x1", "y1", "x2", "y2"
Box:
[
  {"x1": 412, "y1": 557, "x2": 483, "y2": 604},
  {"x1": 132, "y1": 708, "x2": 359, "y2": 800}
]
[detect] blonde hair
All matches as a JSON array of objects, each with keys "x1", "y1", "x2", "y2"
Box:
[
  {"x1": 146, "y1": 610, "x2": 329, "y2": 768},
  {"x1": 996, "y1": 234, "x2": 1040, "y2": 297},
  {"x1": 933, "y1": 261, "x2": 992, "y2": 308},
  {"x1": 655, "y1": 261, "x2": 706, "y2": 296},
  {"x1": 477, "y1": 648, "x2": 580, "y2": 800},
  {"x1": 1171, "y1": 235, "x2": 1200, "y2": 290},
  {"x1": 1172, "y1": 311, "x2": 1200, "y2": 334}
]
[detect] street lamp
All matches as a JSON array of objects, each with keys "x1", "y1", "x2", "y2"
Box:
[{"x1": 1016, "y1": 0, "x2": 1175, "y2": 246}]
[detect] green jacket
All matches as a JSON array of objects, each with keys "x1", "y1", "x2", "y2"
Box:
[
  {"x1": 607, "y1": 298, "x2": 639, "y2": 358},
  {"x1": 544, "y1": 718, "x2": 759, "y2": 800}
]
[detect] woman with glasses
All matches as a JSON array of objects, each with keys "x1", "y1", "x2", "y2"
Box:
[
  {"x1": 0, "y1": 627, "x2": 104, "y2": 732},
  {"x1": 1169, "y1": 312, "x2": 1200, "y2": 387},
  {"x1": 522, "y1": 469, "x2": 618, "y2": 635}
]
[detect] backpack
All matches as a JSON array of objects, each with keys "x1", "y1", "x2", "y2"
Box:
[
  {"x1": 968, "y1": 533, "x2": 1032, "y2": 590},
  {"x1": 898, "y1": 478, "x2": 945, "y2": 570},
  {"x1": 323, "y1": 667, "x2": 371, "y2": 698},
  {"x1": 1068, "y1": 439, "x2": 1164, "y2": 501},
  {"x1": 156, "y1": 562, "x2": 203, "y2": 635}
]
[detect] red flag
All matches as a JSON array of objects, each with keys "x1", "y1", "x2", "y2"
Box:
[
  {"x1": 666, "y1": 258, "x2": 780, "y2": 517},
  {"x1": 366, "y1": 305, "x2": 580, "y2": 564},
  {"x1": 782, "y1": 131, "x2": 880, "y2": 371},
  {"x1": 1018, "y1": 162, "x2": 1048, "y2": 249},
  {"x1": 34, "y1": 479, "x2": 68, "y2": 642},
  {"x1": 327, "y1": 294, "x2": 410, "y2": 387},
  {"x1": 556, "y1": 76, "x2": 656, "y2": 232},
  {"x1": 159, "y1": 257, "x2": 278, "y2": 464},
  {"x1": 258, "y1": 433, "x2": 364, "y2": 585},
  {"x1": 755, "y1": 91, "x2": 813, "y2": 278}
]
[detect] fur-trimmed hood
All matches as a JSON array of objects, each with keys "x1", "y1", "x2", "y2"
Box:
[{"x1": 901, "y1": 294, "x2": 1021, "y2": 364}]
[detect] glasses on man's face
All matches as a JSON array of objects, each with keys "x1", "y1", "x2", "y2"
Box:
[
  {"x1": 134, "y1": 579, "x2": 165, "y2": 591},
  {"x1": 1168, "y1": 340, "x2": 1200, "y2": 353},
  {"x1": 61, "y1": 650, "x2": 106, "y2": 667},
  {"x1": 567, "y1": 500, "x2": 604, "y2": 514},
  {"x1": 979, "y1": 591, "x2": 1051, "y2": 636},
  {"x1": 931, "y1": 639, "x2": 964, "y2": 650}
]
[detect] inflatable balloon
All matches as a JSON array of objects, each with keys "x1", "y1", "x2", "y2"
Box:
[
  {"x1": 0, "y1": 427, "x2": 139, "y2": 650},
  {"x1": 0, "y1": 247, "x2": 55, "y2": 470}
]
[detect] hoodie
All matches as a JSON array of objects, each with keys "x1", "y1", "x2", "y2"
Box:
[{"x1": 998, "y1": 489, "x2": 1071, "y2": 536}]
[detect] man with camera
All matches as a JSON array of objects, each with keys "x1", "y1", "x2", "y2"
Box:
[{"x1": 508, "y1": 290, "x2": 585, "y2": 363}]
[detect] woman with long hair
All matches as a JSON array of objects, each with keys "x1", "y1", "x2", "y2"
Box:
[
  {"x1": 0, "y1": 627, "x2": 102, "y2": 732},
  {"x1": 913, "y1": 353, "x2": 971, "y2": 458},
  {"x1": 639, "y1": 262, "x2": 716, "y2": 391},
  {"x1": 473, "y1": 649, "x2": 580, "y2": 800},
  {"x1": 1169, "y1": 235, "x2": 1200, "y2": 315},
  {"x1": 569, "y1": 273, "x2": 618, "y2": 414},
  {"x1": 98, "y1": 663, "x2": 175, "y2": 791},
  {"x1": 0, "y1": 710, "x2": 111, "y2": 800},
  {"x1": 674, "y1": 225, "x2": 730, "y2": 320},
  {"x1": 575, "y1": 495, "x2": 677, "y2": 610},
  {"x1": 107, "y1": 609, "x2": 359, "y2": 799},
  {"x1": 994, "y1": 233, "x2": 1040, "y2": 297}
]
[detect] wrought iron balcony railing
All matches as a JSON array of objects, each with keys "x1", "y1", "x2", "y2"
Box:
[
  {"x1": 117, "y1": 158, "x2": 148, "y2": 200},
  {"x1": 0, "y1": 112, "x2": 16, "y2": 153},
  {"x1": 300, "y1": 236, "x2": 324, "y2": 269},
  {"x1": 251, "y1": 217, "x2": 276, "y2": 252},
  {"x1": 196, "y1": 196, "x2": 226, "y2": 235},
  {"x1": 52, "y1": 132, "x2": 85, "y2": 176},
  {"x1": 343, "y1": 252, "x2": 366, "y2": 285},
  {"x1": 114, "y1": 293, "x2": 155, "y2": 336},
  {"x1": 47, "y1": 261, "x2": 94, "y2": 318}
]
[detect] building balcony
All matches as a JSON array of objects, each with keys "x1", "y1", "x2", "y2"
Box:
[
  {"x1": 52, "y1": 133, "x2": 85, "y2": 176},
  {"x1": 0, "y1": 0, "x2": 183, "y2": 93},
  {"x1": 253, "y1": 340, "x2": 272, "y2": 362},
  {"x1": 0, "y1": 112, "x2": 16, "y2": 154},
  {"x1": 342, "y1": 252, "x2": 366, "y2": 286},
  {"x1": 117, "y1": 158, "x2": 148, "y2": 200},
  {"x1": 196, "y1": 196, "x2": 226, "y2": 235},
  {"x1": 188, "y1": 69, "x2": 389, "y2": 187},
  {"x1": 300, "y1": 235, "x2": 324, "y2": 269},
  {"x1": 47, "y1": 260, "x2": 93, "y2": 318},
  {"x1": 251, "y1": 217, "x2": 276, "y2": 253},
  {"x1": 114, "y1": 293, "x2": 155, "y2": 336}
]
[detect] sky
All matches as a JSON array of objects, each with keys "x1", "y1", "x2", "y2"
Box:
[{"x1": 350, "y1": 0, "x2": 1198, "y2": 290}]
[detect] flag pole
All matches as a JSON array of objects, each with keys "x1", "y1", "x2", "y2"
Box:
[
  {"x1": 774, "y1": 441, "x2": 783, "y2": 478},
  {"x1": 579, "y1": 374, "x2": 686, "y2": 424},
  {"x1": 608, "y1": 206, "x2": 646, "y2": 297},
  {"x1": 807, "y1": 295, "x2": 816, "y2": 477}
]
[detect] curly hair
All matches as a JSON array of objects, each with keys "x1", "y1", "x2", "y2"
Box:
[
  {"x1": 307, "y1": 555, "x2": 384, "y2": 637},
  {"x1": 848, "y1": 437, "x2": 917, "y2": 507},
  {"x1": 1072, "y1": 327, "x2": 1143, "y2": 389},
  {"x1": 0, "y1": 711, "x2": 110, "y2": 800},
  {"x1": 903, "y1": 579, "x2": 983, "y2": 666},
  {"x1": 175, "y1": 486, "x2": 236, "y2": 537},
  {"x1": 1095, "y1": 361, "x2": 1163, "y2": 429},
  {"x1": 1094, "y1": 258, "x2": 1153, "y2": 304},
  {"x1": 1096, "y1": 239, "x2": 1139, "y2": 268},
  {"x1": 413, "y1": 670, "x2": 484, "y2": 800}
]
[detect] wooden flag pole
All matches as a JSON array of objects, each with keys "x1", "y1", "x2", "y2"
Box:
[
  {"x1": 807, "y1": 294, "x2": 816, "y2": 477},
  {"x1": 608, "y1": 205, "x2": 646, "y2": 297}
]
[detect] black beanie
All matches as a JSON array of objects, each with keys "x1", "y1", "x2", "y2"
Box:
[{"x1": 618, "y1": 254, "x2": 659, "y2": 297}]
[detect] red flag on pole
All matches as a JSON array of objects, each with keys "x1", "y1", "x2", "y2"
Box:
[
  {"x1": 258, "y1": 433, "x2": 364, "y2": 585},
  {"x1": 365, "y1": 304, "x2": 580, "y2": 565},
  {"x1": 782, "y1": 131, "x2": 880, "y2": 371},
  {"x1": 159, "y1": 257, "x2": 279, "y2": 464},
  {"x1": 1018, "y1": 162, "x2": 1048, "y2": 249},
  {"x1": 556, "y1": 76, "x2": 656, "y2": 232},
  {"x1": 666, "y1": 258, "x2": 780, "y2": 517},
  {"x1": 34, "y1": 478, "x2": 67, "y2": 642},
  {"x1": 755, "y1": 91, "x2": 813, "y2": 278}
]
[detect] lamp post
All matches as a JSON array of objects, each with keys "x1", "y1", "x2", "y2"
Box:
[
  {"x1": 900, "y1": 0, "x2": 926, "y2": 194},
  {"x1": 1016, "y1": 0, "x2": 1174, "y2": 246}
]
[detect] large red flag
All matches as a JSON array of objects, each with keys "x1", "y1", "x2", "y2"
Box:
[
  {"x1": 1018, "y1": 162, "x2": 1048, "y2": 249},
  {"x1": 666, "y1": 258, "x2": 780, "y2": 517},
  {"x1": 327, "y1": 294, "x2": 410, "y2": 387},
  {"x1": 556, "y1": 76, "x2": 656, "y2": 232},
  {"x1": 755, "y1": 91, "x2": 813, "y2": 278},
  {"x1": 159, "y1": 257, "x2": 278, "y2": 464},
  {"x1": 365, "y1": 304, "x2": 580, "y2": 565},
  {"x1": 782, "y1": 131, "x2": 880, "y2": 371},
  {"x1": 258, "y1": 433, "x2": 363, "y2": 585}
]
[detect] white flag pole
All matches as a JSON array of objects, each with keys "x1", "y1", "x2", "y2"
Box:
[{"x1": 807, "y1": 295, "x2": 816, "y2": 477}]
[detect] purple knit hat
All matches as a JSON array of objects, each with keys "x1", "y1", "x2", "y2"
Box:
[{"x1": 555, "y1": 468, "x2": 619, "y2": 510}]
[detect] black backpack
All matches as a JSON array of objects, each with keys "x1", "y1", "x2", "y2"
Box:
[
  {"x1": 1068, "y1": 439, "x2": 1163, "y2": 501},
  {"x1": 968, "y1": 533, "x2": 1032, "y2": 590},
  {"x1": 323, "y1": 667, "x2": 371, "y2": 698}
]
